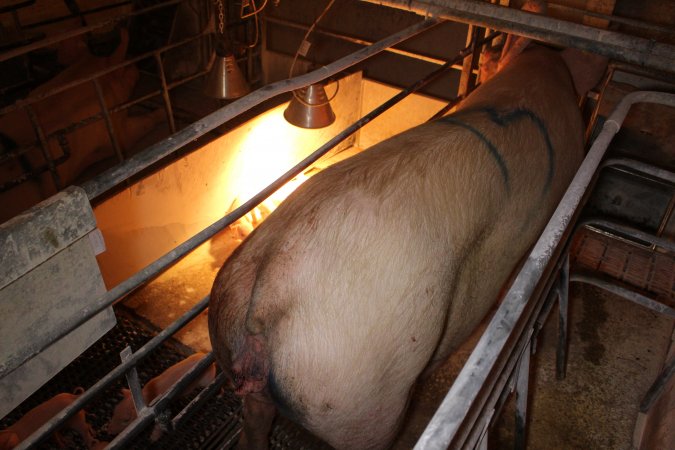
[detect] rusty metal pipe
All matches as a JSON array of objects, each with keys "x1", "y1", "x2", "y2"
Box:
[{"x1": 361, "y1": 0, "x2": 675, "y2": 73}]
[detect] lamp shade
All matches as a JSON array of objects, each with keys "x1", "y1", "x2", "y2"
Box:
[
  {"x1": 204, "y1": 54, "x2": 250, "y2": 99},
  {"x1": 284, "y1": 83, "x2": 336, "y2": 129}
]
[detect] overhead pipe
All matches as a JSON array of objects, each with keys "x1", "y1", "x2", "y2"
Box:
[{"x1": 361, "y1": 0, "x2": 675, "y2": 73}]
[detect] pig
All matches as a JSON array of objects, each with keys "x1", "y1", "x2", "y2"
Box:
[
  {"x1": 208, "y1": 10, "x2": 606, "y2": 450},
  {"x1": 0, "y1": 388, "x2": 105, "y2": 450},
  {"x1": 105, "y1": 352, "x2": 216, "y2": 439},
  {"x1": 0, "y1": 28, "x2": 163, "y2": 223}
]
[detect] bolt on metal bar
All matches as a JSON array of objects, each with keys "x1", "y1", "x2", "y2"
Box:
[
  {"x1": 13, "y1": 295, "x2": 210, "y2": 450},
  {"x1": 361, "y1": 0, "x2": 675, "y2": 73},
  {"x1": 414, "y1": 90, "x2": 675, "y2": 450},
  {"x1": 93, "y1": 78, "x2": 125, "y2": 162},
  {"x1": 0, "y1": 17, "x2": 441, "y2": 382},
  {"x1": 81, "y1": 18, "x2": 442, "y2": 200}
]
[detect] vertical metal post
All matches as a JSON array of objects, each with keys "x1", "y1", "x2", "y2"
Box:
[
  {"x1": 556, "y1": 254, "x2": 570, "y2": 380},
  {"x1": 120, "y1": 346, "x2": 146, "y2": 414},
  {"x1": 457, "y1": 24, "x2": 485, "y2": 98},
  {"x1": 25, "y1": 105, "x2": 63, "y2": 191},
  {"x1": 475, "y1": 410, "x2": 493, "y2": 450},
  {"x1": 514, "y1": 341, "x2": 531, "y2": 450},
  {"x1": 93, "y1": 78, "x2": 125, "y2": 162},
  {"x1": 155, "y1": 52, "x2": 177, "y2": 134}
]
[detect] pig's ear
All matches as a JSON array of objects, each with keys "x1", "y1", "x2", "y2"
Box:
[{"x1": 561, "y1": 48, "x2": 608, "y2": 97}]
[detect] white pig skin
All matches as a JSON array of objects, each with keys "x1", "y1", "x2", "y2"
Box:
[{"x1": 209, "y1": 45, "x2": 588, "y2": 450}]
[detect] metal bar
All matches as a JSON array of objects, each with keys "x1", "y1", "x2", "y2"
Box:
[
  {"x1": 154, "y1": 53, "x2": 177, "y2": 134},
  {"x1": 463, "y1": 288, "x2": 555, "y2": 450},
  {"x1": 580, "y1": 218, "x2": 675, "y2": 254},
  {"x1": 0, "y1": 0, "x2": 185, "y2": 63},
  {"x1": 414, "y1": 90, "x2": 675, "y2": 450},
  {"x1": 640, "y1": 357, "x2": 675, "y2": 412},
  {"x1": 24, "y1": 104, "x2": 62, "y2": 191},
  {"x1": 547, "y1": 2, "x2": 675, "y2": 35},
  {"x1": 107, "y1": 353, "x2": 216, "y2": 449},
  {"x1": 121, "y1": 346, "x2": 146, "y2": 414},
  {"x1": 427, "y1": 95, "x2": 464, "y2": 121},
  {"x1": 457, "y1": 25, "x2": 483, "y2": 97},
  {"x1": 0, "y1": 29, "x2": 209, "y2": 116},
  {"x1": 13, "y1": 295, "x2": 210, "y2": 450},
  {"x1": 264, "y1": 15, "x2": 466, "y2": 69},
  {"x1": 22, "y1": 1, "x2": 132, "y2": 29},
  {"x1": 514, "y1": 340, "x2": 531, "y2": 450},
  {"x1": 1, "y1": 18, "x2": 442, "y2": 382},
  {"x1": 570, "y1": 272, "x2": 675, "y2": 317},
  {"x1": 171, "y1": 372, "x2": 228, "y2": 430},
  {"x1": 361, "y1": 0, "x2": 675, "y2": 73},
  {"x1": 0, "y1": 0, "x2": 35, "y2": 15},
  {"x1": 80, "y1": 18, "x2": 441, "y2": 200},
  {"x1": 93, "y1": 78, "x2": 125, "y2": 162},
  {"x1": 556, "y1": 255, "x2": 569, "y2": 380},
  {"x1": 602, "y1": 157, "x2": 675, "y2": 186}
]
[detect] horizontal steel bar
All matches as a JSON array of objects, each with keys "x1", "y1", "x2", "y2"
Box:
[
  {"x1": 414, "y1": 90, "x2": 675, "y2": 450},
  {"x1": 80, "y1": 18, "x2": 441, "y2": 200},
  {"x1": 581, "y1": 218, "x2": 675, "y2": 254},
  {"x1": 14, "y1": 295, "x2": 210, "y2": 450},
  {"x1": 361, "y1": 0, "x2": 675, "y2": 73},
  {"x1": 265, "y1": 15, "x2": 466, "y2": 70},
  {"x1": 570, "y1": 272, "x2": 675, "y2": 317},
  {"x1": 602, "y1": 157, "x2": 675, "y2": 186},
  {"x1": 547, "y1": 2, "x2": 675, "y2": 35}
]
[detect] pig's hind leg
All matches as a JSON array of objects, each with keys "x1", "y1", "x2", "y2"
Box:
[
  {"x1": 232, "y1": 334, "x2": 276, "y2": 450},
  {"x1": 238, "y1": 392, "x2": 276, "y2": 450}
]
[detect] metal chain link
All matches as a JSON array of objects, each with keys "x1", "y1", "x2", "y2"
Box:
[{"x1": 215, "y1": 0, "x2": 224, "y2": 35}]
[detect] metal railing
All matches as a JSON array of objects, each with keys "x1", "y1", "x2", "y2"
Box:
[
  {"x1": 414, "y1": 90, "x2": 675, "y2": 449},
  {"x1": 0, "y1": 0, "x2": 210, "y2": 193}
]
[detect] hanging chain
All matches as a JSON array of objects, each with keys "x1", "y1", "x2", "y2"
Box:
[{"x1": 215, "y1": 0, "x2": 225, "y2": 35}]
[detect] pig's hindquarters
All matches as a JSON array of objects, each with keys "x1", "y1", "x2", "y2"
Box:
[{"x1": 211, "y1": 47, "x2": 583, "y2": 450}]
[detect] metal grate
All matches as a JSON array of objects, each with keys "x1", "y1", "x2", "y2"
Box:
[{"x1": 0, "y1": 309, "x2": 330, "y2": 449}]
